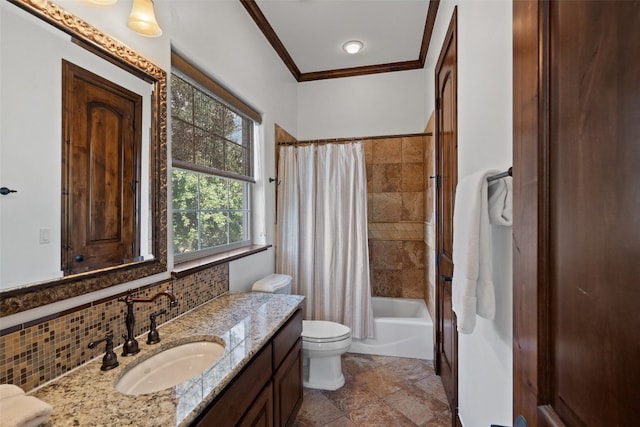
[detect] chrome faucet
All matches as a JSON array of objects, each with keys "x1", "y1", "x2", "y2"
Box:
[{"x1": 119, "y1": 290, "x2": 178, "y2": 356}]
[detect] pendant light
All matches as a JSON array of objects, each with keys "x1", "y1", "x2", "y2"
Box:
[{"x1": 128, "y1": 0, "x2": 162, "y2": 37}]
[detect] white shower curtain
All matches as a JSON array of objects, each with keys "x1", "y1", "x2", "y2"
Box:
[{"x1": 276, "y1": 142, "x2": 373, "y2": 339}]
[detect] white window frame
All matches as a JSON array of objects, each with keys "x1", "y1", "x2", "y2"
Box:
[{"x1": 170, "y1": 58, "x2": 258, "y2": 263}]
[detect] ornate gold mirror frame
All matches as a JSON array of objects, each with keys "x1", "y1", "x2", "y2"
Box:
[{"x1": 0, "y1": 0, "x2": 167, "y2": 316}]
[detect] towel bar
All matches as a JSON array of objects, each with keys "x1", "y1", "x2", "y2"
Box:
[{"x1": 487, "y1": 167, "x2": 512, "y2": 182}]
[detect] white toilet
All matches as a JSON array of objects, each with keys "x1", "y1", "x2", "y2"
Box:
[{"x1": 252, "y1": 274, "x2": 352, "y2": 391}]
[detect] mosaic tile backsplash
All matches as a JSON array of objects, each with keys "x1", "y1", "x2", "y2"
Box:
[{"x1": 0, "y1": 264, "x2": 229, "y2": 392}]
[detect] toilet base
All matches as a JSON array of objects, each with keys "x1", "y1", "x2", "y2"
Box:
[{"x1": 303, "y1": 353, "x2": 346, "y2": 391}]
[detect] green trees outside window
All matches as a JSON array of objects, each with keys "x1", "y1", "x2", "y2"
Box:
[
  {"x1": 170, "y1": 71, "x2": 253, "y2": 260},
  {"x1": 172, "y1": 169, "x2": 248, "y2": 255}
]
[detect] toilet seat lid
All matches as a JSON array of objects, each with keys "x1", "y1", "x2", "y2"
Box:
[
  {"x1": 252, "y1": 274, "x2": 291, "y2": 293},
  {"x1": 302, "y1": 320, "x2": 351, "y2": 343}
]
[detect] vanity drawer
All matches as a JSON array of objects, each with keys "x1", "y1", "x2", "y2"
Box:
[{"x1": 272, "y1": 309, "x2": 303, "y2": 370}]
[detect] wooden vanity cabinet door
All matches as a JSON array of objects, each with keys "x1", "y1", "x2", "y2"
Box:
[
  {"x1": 273, "y1": 338, "x2": 303, "y2": 427},
  {"x1": 238, "y1": 382, "x2": 274, "y2": 427},
  {"x1": 272, "y1": 310, "x2": 303, "y2": 369},
  {"x1": 272, "y1": 309, "x2": 303, "y2": 427}
]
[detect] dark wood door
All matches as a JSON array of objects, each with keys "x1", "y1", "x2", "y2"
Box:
[
  {"x1": 513, "y1": 1, "x2": 640, "y2": 425},
  {"x1": 62, "y1": 61, "x2": 141, "y2": 275},
  {"x1": 435, "y1": 8, "x2": 458, "y2": 425}
]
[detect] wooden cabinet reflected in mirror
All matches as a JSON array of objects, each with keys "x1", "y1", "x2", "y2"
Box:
[{"x1": 0, "y1": 0, "x2": 167, "y2": 316}]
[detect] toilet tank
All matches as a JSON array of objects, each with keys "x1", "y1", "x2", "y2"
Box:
[{"x1": 252, "y1": 274, "x2": 292, "y2": 294}]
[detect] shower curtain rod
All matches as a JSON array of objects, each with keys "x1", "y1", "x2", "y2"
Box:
[{"x1": 276, "y1": 131, "x2": 433, "y2": 146}]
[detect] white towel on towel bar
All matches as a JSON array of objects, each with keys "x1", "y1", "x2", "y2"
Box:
[
  {"x1": 488, "y1": 175, "x2": 513, "y2": 226},
  {"x1": 452, "y1": 169, "x2": 509, "y2": 334}
]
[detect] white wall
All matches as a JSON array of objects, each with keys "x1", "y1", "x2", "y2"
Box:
[
  {"x1": 424, "y1": 1, "x2": 513, "y2": 426},
  {"x1": 1, "y1": 0, "x2": 297, "y2": 327},
  {"x1": 297, "y1": 69, "x2": 427, "y2": 139},
  {"x1": 229, "y1": 248, "x2": 275, "y2": 293}
]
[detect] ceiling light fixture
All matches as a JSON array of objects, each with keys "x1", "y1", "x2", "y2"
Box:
[
  {"x1": 128, "y1": 0, "x2": 162, "y2": 37},
  {"x1": 342, "y1": 40, "x2": 364, "y2": 55}
]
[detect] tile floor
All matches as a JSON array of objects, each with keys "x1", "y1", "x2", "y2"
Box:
[{"x1": 294, "y1": 353, "x2": 451, "y2": 427}]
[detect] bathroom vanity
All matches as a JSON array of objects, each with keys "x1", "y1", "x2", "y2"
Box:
[
  {"x1": 192, "y1": 308, "x2": 303, "y2": 426},
  {"x1": 29, "y1": 292, "x2": 304, "y2": 427}
]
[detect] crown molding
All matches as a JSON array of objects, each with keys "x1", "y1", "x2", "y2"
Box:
[{"x1": 240, "y1": 0, "x2": 440, "y2": 82}]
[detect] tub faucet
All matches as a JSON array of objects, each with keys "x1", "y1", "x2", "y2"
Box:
[{"x1": 119, "y1": 290, "x2": 178, "y2": 356}]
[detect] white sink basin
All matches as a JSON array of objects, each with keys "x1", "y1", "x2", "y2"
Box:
[{"x1": 116, "y1": 340, "x2": 225, "y2": 395}]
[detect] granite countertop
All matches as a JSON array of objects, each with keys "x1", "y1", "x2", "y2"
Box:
[{"x1": 30, "y1": 292, "x2": 305, "y2": 427}]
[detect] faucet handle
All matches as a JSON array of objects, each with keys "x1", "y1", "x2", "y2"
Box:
[
  {"x1": 88, "y1": 333, "x2": 119, "y2": 371},
  {"x1": 146, "y1": 309, "x2": 167, "y2": 345},
  {"x1": 151, "y1": 309, "x2": 167, "y2": 319}
]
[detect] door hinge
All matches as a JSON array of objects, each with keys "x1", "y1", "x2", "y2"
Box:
[
  {"x1": 435, "y1": 97, "x2": 441, "y2": 110},
  {"x1": 436, "y1": 252, "x2": 441, "y2": 267}
]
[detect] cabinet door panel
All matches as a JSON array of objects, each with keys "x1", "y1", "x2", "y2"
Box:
[
  {"x1": 273, "y1": 310, "x2": 303, "y2": 369},
  {"x1": 238, "y1": 382, "x2": 274, "y2": 427},
  {"x1": 273, "y1": 339, "x2": 303, "y2": 427}
]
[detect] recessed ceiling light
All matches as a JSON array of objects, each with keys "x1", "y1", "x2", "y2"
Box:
[{"x1": 342, "y1": 40, "x2": 364, "y2": 55}]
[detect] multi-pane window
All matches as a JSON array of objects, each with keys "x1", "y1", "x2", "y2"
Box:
[{"x1": 171, "y1": 68, "x2": 256, "y2": 261}]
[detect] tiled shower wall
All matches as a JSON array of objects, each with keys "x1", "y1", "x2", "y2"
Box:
[
  {"x1": 364, "y1": 136, "x2": 428, "y2": 300},
  {"x1": 0, "y1": 264, "x2": 229, "y2": 392}
]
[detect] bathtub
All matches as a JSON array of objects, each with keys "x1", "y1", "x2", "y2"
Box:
[{"x1": 349, "y1": 297, "x2": 433, "y2": 360}]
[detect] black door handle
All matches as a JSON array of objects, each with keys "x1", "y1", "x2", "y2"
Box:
[
  {"x1": 75, "y1": 255, "x2": 84, "y2": 262},
  {"x1": 441, "y1": 275, "x2": 453, "y2": 282}
]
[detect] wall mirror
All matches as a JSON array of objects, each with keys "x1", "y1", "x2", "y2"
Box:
[{"x1": 0, "y1": 0, "x2": 167, "y2": 316}]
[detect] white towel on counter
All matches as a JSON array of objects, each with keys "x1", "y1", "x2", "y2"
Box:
[
  {"x1": 0, "y1": 384, "x2": 52, "y2": 427},
  {"x1": 0, "y1": 384, "x2": 24, "y2": 401},
  {"x1": 452, "y1": 170, "x2": 503, "y2": 334}
]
